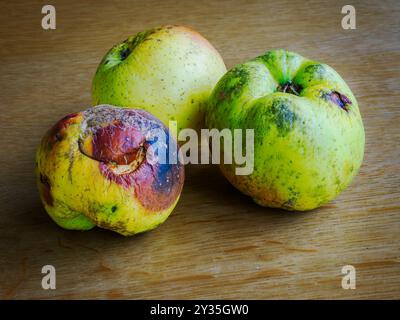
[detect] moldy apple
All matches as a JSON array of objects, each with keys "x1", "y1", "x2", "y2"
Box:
[{"x1": 35, "y1": 105, "x2": 184, "y2": 235}]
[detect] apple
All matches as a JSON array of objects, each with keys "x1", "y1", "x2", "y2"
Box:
[
  {"x1": 35, "y1": 105, "x2": 184, "y2": 235},
  {"x1": 92, "y1": 25, "x2": 227, "y2": 132},
  {"x1": 206, "y1": 49, "x2": 365, "y2": 211}
]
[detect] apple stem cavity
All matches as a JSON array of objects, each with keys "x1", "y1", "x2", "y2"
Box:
[
  {"x1": 115, "y1": 30, "x2": 156, "y2": 64},
  {"x1": 277, "y1": 81, "x2": 302, "y2": 96},
  {"x1": 120, "y1": 47, "x2": 131, "y2": 61}
]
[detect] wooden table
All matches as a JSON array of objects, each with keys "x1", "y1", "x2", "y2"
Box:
[{"x1": 0, "y1": 0, "x2": 399, "y2": 299}]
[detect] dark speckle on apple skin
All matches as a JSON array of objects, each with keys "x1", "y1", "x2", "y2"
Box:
[
  {"x1": 303, "y1": 64, "x2": 327, "y2": 78},
  {"x1": 269, "y1": 99, "x2": 297, "y2": 136},
  {"x1": 246, "y1": 97, "x2": 297, "y2": 139},
  {"x1": 215, "y1": 65, "x2": 250, "y2": 103}
]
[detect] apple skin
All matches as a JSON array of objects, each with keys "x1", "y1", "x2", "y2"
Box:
[
  {"x1": 35, "y1": 105, "x2": 184, "y2": 235},
  {"x1": 206, "y1": 49, "x2": 365, "y2": 211},
  {"x1": 92, "y1": 25, "x2": 227, "y2": 132}
]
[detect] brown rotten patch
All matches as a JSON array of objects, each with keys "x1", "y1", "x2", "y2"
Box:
[{"x1": 324, "y1": 91, "x2": 352, "y2": 112}]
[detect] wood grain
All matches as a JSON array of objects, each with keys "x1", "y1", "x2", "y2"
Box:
[{"x1": 0, "y1": 0, "x2": 399, "y2": 299}]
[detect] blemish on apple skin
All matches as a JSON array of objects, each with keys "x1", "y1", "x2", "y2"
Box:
[
  {"x1": 90, "y1": 121, "x2": 146, "y2": 165},
  {"x1": 303, "y1": 64, "x2": 328, "y2": 80},
  {"x1": 269, "y1": 99, "x2": 297, "y2": 137},
  {"x1": 120, "y1": 48, "x2": 131, "y2": 61},
  {"x1": 55, "y1": 132, "x2": 63, "y2": 142},
  {"x1": 215, "y1": 65, "x2": 250, "y2": 103},
  {"x1": 284, "y1": 198, "x2": 295, "y2": 209},
  {"x1": 323, "y1": 91, "x2": 352, "y2": 112},
  {"x1": 67, "y1": 151, "x2": 75, "y2": 183},
  {"x1": 39, "y1": 173, "x2": 54, "y2": 206},
  {"x1": 45, "y1": 113, "x2": 79, "y2": 151},
  {"x1": 79, "y1": 105, "x2": 184, "y2": 212}
]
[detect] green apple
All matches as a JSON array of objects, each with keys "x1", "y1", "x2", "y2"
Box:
[
  {"x1": 206, "y1": 49, "x2": 365, "y2": 211},
  {"x1": 92, "y1": 25, "x2": 226, "y2": 132}
]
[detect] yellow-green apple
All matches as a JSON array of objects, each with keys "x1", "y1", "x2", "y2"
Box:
[
  {"x1": 92, "y1": 25, "x2": 226, "y2": 132},
  {"x1": 35, "y1": 105, "x2": 184, "y2": 235},
  {"x1": 206, "y1": 49, "x2": 365, "y2": 211}
]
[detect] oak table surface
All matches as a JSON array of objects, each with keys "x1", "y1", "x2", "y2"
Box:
[{"x1": 0, "y1": 0, "x2": 399, "y2": 299}]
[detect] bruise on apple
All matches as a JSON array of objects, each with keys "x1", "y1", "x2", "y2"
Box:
[
  {"x1": 328, "y1": 91, "x2": 352, "y2": 111},
  {"x1": 322, "y1": 90, "x2": 352, "y2": 112},
  {"x1": 44, "y1": 113, "x2": 79, "y2": 151},
  {"x1": 79, "y1": 119, "x2": 146, "y2": 168},
  {"x1": 39, "y1": 114, "x2": 81, "y2": 207},
  {"x1": 79, "y1": 105, "x2": 184, "y2": 212},
  {"x1": 39, "y1": 173, "x2": 54, "y2": 206}
]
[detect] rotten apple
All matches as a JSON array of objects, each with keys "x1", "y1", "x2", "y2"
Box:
[{"x1": 35, "y1": 105, "x2": 184, "y2": 235}]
